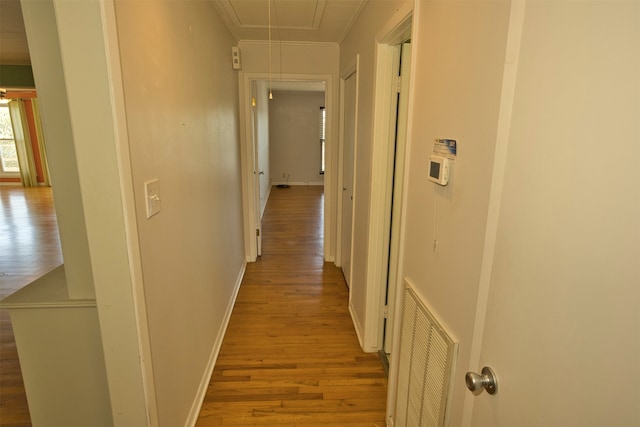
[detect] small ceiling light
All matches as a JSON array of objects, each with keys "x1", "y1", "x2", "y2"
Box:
[{"x1": 0, "y1": 89, "x2": 12, "y2": 104}]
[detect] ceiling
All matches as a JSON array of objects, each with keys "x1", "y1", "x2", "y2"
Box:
[
  {"x1": 0, "y1": 0, "x2": 29, "y2": 65},
  {"x1": 212, "y1": 0, "x2": 367, "y2": 43},
  {"x1": 0, "y1": 0, "x2": 364, "y2": 90}
]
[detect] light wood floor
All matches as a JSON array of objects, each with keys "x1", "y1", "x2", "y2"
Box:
[
  {"x1": 0, "y1": 186, "x2": 387, "y2": 426},
  {"x1": 196, "y1": 186, "x2": 388, "y2": 426},
  {"x1": 1, "y1": 186, "x2": 62, "y2": 427}
]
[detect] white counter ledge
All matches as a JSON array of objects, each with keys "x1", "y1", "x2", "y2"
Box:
[{"x1": 0, "y1": 265, "x2": 96, "y2": 309}]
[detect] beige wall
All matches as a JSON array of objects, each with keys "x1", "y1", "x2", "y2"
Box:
[
  {"x1": 269, "y1": 91, "x2": 325, "y2": 185},
  {"x1": 342, "y1": 0, "x2": 509, "y2": 423},
  {"x1": 339, "y1": 0, "x2": 412, "y2": 351},
  {"x1": 238, "y1": 41, "x2": 339, "y2": 77},
  {"x1": 114, "y1": 1, "x2": 245, "y2": 425},
  {"x1": 346, "y1": 0, "x2": 639, "y2": 425},
  {"x1": 238, "y1": 41, "x2": 339, "y2": 260},
  {"x1": 399, "y1": 2, "x2": 511, "y2": 424},
  {"x1": 471, "y1": 1, "x2": 640, "y2": 423},
  {"x1": 20, "y1": 0, "x2": 94, "y2": 300}
]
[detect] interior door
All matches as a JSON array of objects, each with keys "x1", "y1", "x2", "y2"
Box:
[
  {"x1": 340, "y1": 71, "x2": 357, "y2": 286},
  {"x1": 469, "y1": 2, "x2": 640, "y2": 424},
  {"x1": 250, "y1": 80, "x2": 262, "y2": 256},
  {"x1": 384, "y1": 41, "x2": 411, "y2": 354}
]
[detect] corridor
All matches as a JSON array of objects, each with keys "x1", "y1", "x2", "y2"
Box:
[{"x1": 196, "y1": 185, "x2": 387, "y2": 426}]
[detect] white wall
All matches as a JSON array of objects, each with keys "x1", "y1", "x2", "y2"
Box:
[
  {"x1": 114, "y1": 2, "x2": 245, "y2": 426},
  {"x1": 269, "y1": 91, "x2": 325, "y2": 186}
]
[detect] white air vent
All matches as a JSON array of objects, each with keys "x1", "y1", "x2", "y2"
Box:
[{"x1": 394, "y1": 279, "x2": 458, "y2": 427}]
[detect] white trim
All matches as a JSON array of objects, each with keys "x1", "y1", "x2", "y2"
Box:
[
  {"x1": 238, "y1": 40, "x2": 339, "y2": 48},
  {"x1": 362, "y1": 8, "x2": 414, "y2": 353},
  {"x1": 349, "y1": 300, "x2": 365, "y2": 349},
  {"x1": 460, "y1": 1, "x2": 527, "y2": 425},
  {"x1": 101, "y1": 1, "x2": 159, "y2": 424},
  {"x1": 336, "y1": 57, "x2": 358, "y2": 269},
  {"x1": 185, "y1": 261, "x2": 247, "y2": 427},
  {"x1": 378, "y1": 4, "x2": 419, "y2": 426}
]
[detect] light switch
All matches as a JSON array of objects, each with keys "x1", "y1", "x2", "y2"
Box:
[{"x1": 144, "y1": 179, "x2": 161, "y2": 218}]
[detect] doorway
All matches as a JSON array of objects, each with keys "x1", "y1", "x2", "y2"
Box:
[
  {"x1": 382, "y1": 41, "x2": 412, "y2": 354},
  {"x1": 240, "y1": 73, "x2": 334, "y2": 263},
  {"x1": 339, "y1": 64, "x2": 358, "y2": 287},
  {"x1": 0, "y1": 93, "x2": 51, "y2": 187},
  {"x1": 358, "y1": 16, "x2": 413, "y2": 355}
]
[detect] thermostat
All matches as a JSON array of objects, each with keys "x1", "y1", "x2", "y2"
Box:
[{"x1": 428, "y1": 155, "x2": 450, "y2": 186}]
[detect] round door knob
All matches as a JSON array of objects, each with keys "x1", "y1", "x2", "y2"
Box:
[{"x1": 465, "y1": 366, "x2": 498, "y2": 395}]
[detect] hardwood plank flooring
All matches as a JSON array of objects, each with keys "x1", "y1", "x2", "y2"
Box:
[
  {"x1": 0, "y1": 186, "x2": 388, "y2": 426},
  {"x1": 0, "y1": 186, "x2": 61, "y2": 427},
  {"x1": 197, "y1": 186, "x2": 388, "y2": 427}
]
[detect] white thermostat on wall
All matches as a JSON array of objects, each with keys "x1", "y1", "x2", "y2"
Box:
[{"x1": 428, "y1": 155, "x2": 450, "y2": 186}]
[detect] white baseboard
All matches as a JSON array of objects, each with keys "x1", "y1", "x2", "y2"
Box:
[
  {"x1": 349, "y1": 301, "x2": 365, "y2": 351},
  {"x1": 185, "y1": 260, "x2": 247, "y2": 427}
]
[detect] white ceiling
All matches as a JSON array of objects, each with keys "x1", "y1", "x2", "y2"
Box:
[
  {"x1": 212, "y1": 0, "x2": 367, "y2": 43},
  {"x1": 0, "y1": 0, "x2": 30, "y2": 65},
  {"x1": 0, "y1": 0, "x2": 364, "y2": 74}
]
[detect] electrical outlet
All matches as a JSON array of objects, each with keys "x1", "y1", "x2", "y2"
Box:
[{"x1": 144, "y1": 179, "x2": 161, "y2": 219}]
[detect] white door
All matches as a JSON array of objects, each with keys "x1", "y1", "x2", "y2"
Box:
[
  {"x1": 250, "y1": 81, "x2": 262, "y2": 256},
  {"x1": 469, "y1": 1, "x2": 640, "y2": 425},
  {"x1": 384, "y1": 41, "x2": 411, "y2": 354},
  {"x1": 340, "y1": 71, "x2": 357, "y2": 286}
]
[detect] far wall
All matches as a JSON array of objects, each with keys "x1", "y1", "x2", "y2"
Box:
[{"x1": 269, "y1": 91, "x2": 325, "y2": 186}]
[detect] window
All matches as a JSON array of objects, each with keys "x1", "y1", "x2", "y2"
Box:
[
  {"x1": 319, "y1": 107, "x2": 325, "y2": 174},
  {"x1": 0, "y1": 106, "x2": 19, "y2": 173}
]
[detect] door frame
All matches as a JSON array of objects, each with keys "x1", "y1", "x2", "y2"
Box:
[
  {"x1": 361, "y1": 5, "x2": 414, "y2": 353},
  {"x1": 336, "y1": 55, "x2": 359, "y2": 278},
  {"x1": 238, "y1": 72, "x2": 334, "y2": 262}
]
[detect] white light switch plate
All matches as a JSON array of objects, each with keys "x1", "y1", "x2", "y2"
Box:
[{"x1": 144, "y1": 179, "x2": 161, "y2": 218}]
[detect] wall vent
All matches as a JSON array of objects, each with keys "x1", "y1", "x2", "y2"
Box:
[{"x1": 394, "y1": 279, "x2": 458, "y2": 427}]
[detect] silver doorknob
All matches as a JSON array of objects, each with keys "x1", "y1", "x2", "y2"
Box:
[{"x1": 465, "y1": 366, "x2": 498, "y2": 395}]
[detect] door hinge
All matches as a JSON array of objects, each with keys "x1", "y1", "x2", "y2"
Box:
[
  {"x1": 256, "y1": 228, "x2": 260, "y2": 237},
  {"x1": 394, "y1": 76, "x2": 402, "y2": 93},
  {"x1": 383, "y1": 305, "x2": 389, "y2": 319}
]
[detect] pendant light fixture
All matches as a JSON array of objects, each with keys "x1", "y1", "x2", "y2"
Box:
[{"x1": 268, "y1": 0, "x2": 273, "y2": 100}]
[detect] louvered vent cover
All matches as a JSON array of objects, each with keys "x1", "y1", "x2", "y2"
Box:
[{"x1": 394, "y1": 280, "x2": 458, "y2": 427}]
